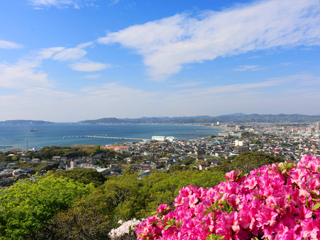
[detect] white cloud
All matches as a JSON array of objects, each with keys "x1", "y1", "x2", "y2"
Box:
[
  {"x1": 109, "y1": 0, "x2": 120, "y2": 5},
  {"x1": 24, "y1": 87, "x2": 76, "y2": 97},
  {"x1": 98, "y1": 0, "x2": 320, "y2": 80},
  {"x1": 1, "y1": 73, "x2": 320, "y2": 121},
  {"x1": 234, "y1": 65, "x2": 259, "y2": 71},
  {"x1": 51, "y1": 42, "x2": 92, "y2": 61},
  {"x1": 28, "y1": 0, "x2": 96, "y2": 9},
  {"x1": 71, "y1": 61, "x2": 111, "y2": 72},
  {"x1": 52, "y1": 48, "x2": 87, "y2": 61},
  {"x1": 172, "y1": 81, "x2": 205, "y2": 88},
  {"x1": 0, "y1": 60, "x2": 52, "y2": 89},
  {"x1": 0, "y1": 40, "x2": 22, "y2": 49},
  {"x1": 37, "y1": 47, "x2": 65, "y2": 59},
  {"x1": 83, "y1": 74, "x2": 102, "y2": 79}
]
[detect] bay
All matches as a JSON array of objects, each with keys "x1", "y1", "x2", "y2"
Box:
[{"x1": 0, "y1": 124, "x2": 221, "y2": 150}]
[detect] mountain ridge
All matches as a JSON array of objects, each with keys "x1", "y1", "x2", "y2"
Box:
[
  {"x1": 79, "y1": 114, "x2": 320, "y2": 124},
  {"x1": 2, "y1": 114, "x2": 320, "y2": 124}
]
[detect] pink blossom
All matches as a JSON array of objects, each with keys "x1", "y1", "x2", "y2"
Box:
[{"x1": 136, "y1": 155, "x2": 320, "y2": 240}]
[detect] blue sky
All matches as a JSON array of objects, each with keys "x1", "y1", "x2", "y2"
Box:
[{"x1": 0, "y1": 0, "x2": 320, "y2": 122}]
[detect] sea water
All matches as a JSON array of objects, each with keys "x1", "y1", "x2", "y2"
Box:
[{"x1": 0, "y1": 124, "x2": 221, "y2": 150}]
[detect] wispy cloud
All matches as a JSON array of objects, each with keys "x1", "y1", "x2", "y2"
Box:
[
  {"x1": 98, "y1": 0, "x2": 320, "y2": 80},
  {"x1": 0, "y1": 60, "x2": 52, "y2": 89},
  {"x1": 234, "y1": 65, "x2": 259, "y2": 71},
  {"x1": 28, "y1": 0, "x2": 96, "y2": 9},
  {"x1": 83, "y1": 74, "x2": 102, "y2": 79},
  {"x1": 0, "y1": 40, "x2": 22, "y2": 49},
  {"x1": 71, "y1": 61, "x2": 111, "y2": 72},
  {"x1": 2, "y1": 73, "x2": 320, "y2": 121},
  {"x1": 281, "y1": 62, "x2": 292, "y2": 66},
  {"x1": 172, "y1": 81, "x2": 205, "y2": 88},
  {"x1": 24, "y1": 87, "x2": 76, "y2": 97},
  {"x1": 249, "y1": 56, "x2": 262, "y2": 59},
  {"x1": 109, "y1": 0, "x2": 120, "y2": 5},
  {"x1": 37, "y1": 47, "x2": 65, "y2": 59},
  {"x1": 51, "y1": 42, "x2": 92, "y2": 61}
]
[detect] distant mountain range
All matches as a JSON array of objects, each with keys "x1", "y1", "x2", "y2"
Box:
[
  {"x1": 0, "y1": 120, "x2": 54, "y2": 124},
  {"x1": 79, "y1": 114, "x2": 320, "y2": 124},
  {"x1": 2, "y1": 114, "x2": 320, "y2": 125}
]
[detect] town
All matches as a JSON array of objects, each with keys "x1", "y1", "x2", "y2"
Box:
[{"x1": 1, "y1": 121, "x2": 320, "y2": 187}]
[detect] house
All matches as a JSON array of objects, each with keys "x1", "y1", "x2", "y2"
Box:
[
  {"x1": 199, "y1": 164, "x2": 208, "y2": 171},
  {"x1": 92, "y1": 153, "x2": 106, "y2": 159},
  {"x1": 0, "y1": 172, "x2": 11, "y2": 179},
  {"x1": 143, "y1": 160, "x2": 151, "y2": 165},
  {"x1": 0, "y1": 162, "x2": 7, "y2": 170},
  {"x1": 0, "y1": 177, "x2": 14, "y2": 186},
  {"x1": 152, "y1": 136, "x2": 166, "y2": 142},
  {"x1": 96, "y1": 167, "x2": 111, "y2": 175},
  {"x1": 31, "y1": 158, "x2": 41, "y2": 163},
  {"x1": 130, "y1": 165, "x2": 140, "y2": 171},
  {"x1": 52, "y1": 156, "x2": 61, "y2": 161},
  {"x1": 7, "y1": 163, "x2": 17, "y2": 168},
  {"x1": 109, "y1": 164, "x2": 121, "y2": 173},
  {"x1": 61, "y1": 157, "x2": 68, "y2": 162},
  {"x1": 25, "y1": 169, "x2": 36, "y2": 175},
  {"x1": 41, "y1": 160, "x2": 54, "y2": 164},
  {"x1": 2, "y1": 168, "x2": 15, "y2": 174},
  {"x1": 196, "y1": 157, "x2": 205, "y2": 162},
  {"x1": 12, "y1": 169, "x2": 27, "y2": 177},
  {"x1": 143, "y1": 151, "x2": 152, "y2": 156},
  {"x1": 19, "y1": 157, "x2": 31, "y2": 163}
]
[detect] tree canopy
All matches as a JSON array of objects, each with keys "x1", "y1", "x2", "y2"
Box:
[
  {"x1": 0, "y1": 174, "x2": 93, "y2": 240},
  {"x1": 53, "y1": 168, "x2": 107, "y2": 187}
]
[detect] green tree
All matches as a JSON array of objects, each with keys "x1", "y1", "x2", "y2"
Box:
[
  {"x1": 11, "y1": 155, "x2": 20, "y2": 161},
  {"x1": 251, "y1": 139, "x2": 261, "y2": 144},
  {"x1": 54, "y1": 189, "x2": 111, "y2": 240},
  {"x1": 231, "y1": 152, "x2": 283, "y2": 174},
  {"x1": 0, "y1": 174, "x2": 93, "y2": 240},
  {"x1": 53, "y1": 168, "x2": 107, "y2": 187}
]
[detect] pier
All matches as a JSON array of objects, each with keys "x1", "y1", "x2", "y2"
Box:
[
  {"x1": 0, "y1": 146, "x2": 27, "y2": 152},
  {"x1": 65, "y1": 135, "x2": 149, "y2": 141}
]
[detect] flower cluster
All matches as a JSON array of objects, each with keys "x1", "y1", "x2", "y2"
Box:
[
  {"x1": 136, "y1": 155, "x2": 320, "y2": 240},
  {"x1": 109, "y1": 219, "x2": 142, "y2": 240}
]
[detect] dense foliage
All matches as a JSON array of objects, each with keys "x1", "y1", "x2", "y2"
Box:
[
  {"x1": 18, "y1": 162, "x2": 59, "y2": 171},
  {"x1": 53, "y1": 168, "x2": 107, "y2": 187},
  {"x1": 136, "y1": 155, "x2": 320, "y2": 240},
  {"x1": 0, "y1": 175, "x2": 93, "y2": 240},
  {"x1": 211, "y1": 152, "x2": 283, "y2": 174},
  {"x1": 102, "y1": 169, "x2": 225, "y2": 224},
  {"x1": 53, "y1": 189, "x2": 111, "y2": 239},
  {"x1": 0, "y1": 167, "x2": 226, "y2": 239}
]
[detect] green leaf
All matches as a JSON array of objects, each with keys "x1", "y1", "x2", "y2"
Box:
[
  {"x1": 206, "y1": 233, "x2": 225, "y2": 240},
  {"x1": 312, "y1": 202, "x2": 320, "y2": 210},
  {"x1": 163, "y1": 224, "x2": 172, "y2": 231},
  {"x1": 253, "y1": 194, "x2": 262, "y2": 200}
]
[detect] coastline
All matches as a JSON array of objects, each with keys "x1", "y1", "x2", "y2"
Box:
[{"x1": 0, "y1": 124, "x2": 222, "y2": 149}]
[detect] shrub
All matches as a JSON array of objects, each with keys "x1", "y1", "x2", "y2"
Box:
[
  {"x1": 136, "y1": 155, "x2": 320, "y2": 240},
  {"x1": 109, "y1": 219, "x2": 142, "y2": 240}
]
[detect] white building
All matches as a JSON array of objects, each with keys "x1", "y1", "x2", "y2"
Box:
[
  {"x1": 165, "y1": 136, "x2": 177, "y2": 142},
  {"x1": 152, "y1": 136, "x2": 166, "y2": 141},
  {"x1": 235, "y1": 140, "x2": 244, "y2": 146}
]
